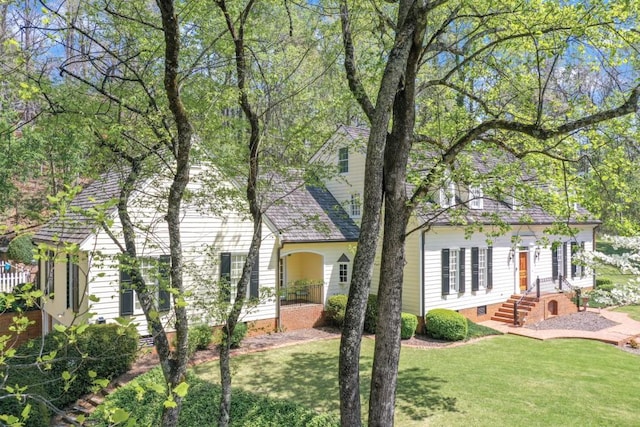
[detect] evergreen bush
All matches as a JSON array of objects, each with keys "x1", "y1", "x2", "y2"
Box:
[
  {"x1": 6, "y1": 234, "x2": 34, "y2": 264},
  {"x1": 326, "y1": 294, "x2": 348, "y2": 327},
  {"x1": 425, "y1": 308, "x2": 468, "y2": 341},
  {"x1": 400, "y1": 313, "x2": 418, "y2": 339},
  {"x1": 189, "y1": 324, "x2": 213, "y2": 354},
  {"x1": 364, "y1": 294, "x2": 378, "y2": 334},
  {"x1": 214, "y1": 322, "x2": 248, "y2": 349}
]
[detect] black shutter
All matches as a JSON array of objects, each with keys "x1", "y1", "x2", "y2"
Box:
[
  {"x1": 158, "y1": 255, "x2": 171, "y2": 312},
  {"x1": 471, "y1": 247, "x2": 479, "y2": 291},
  {"x1": 580, "y1": 242, "x2": 586, "y2": 278},
  {"x1": 120, "y1": 267, "x2": 133, "y2": 316},
  {"x1": 552, "y1": 246, "x2": 559, "y2": 281},
  {"x1": 487, "y1": 246, "x2": 493, "y2": 289},
  {"x1": 220, "y1": 252, "x2": 232, "y2": 302},
  {"x1": 571, "y1": 242, "x2": 578, "y2": 279},
  {"x1": 250, "y1": 252, "x2": 259, "y2": 299},
  {"x1": 72, "y1": 263, "x2": 79, "y2": 313},
  {"x1": 441, "y1": 249, "x2": 450, "y2": 296},
  {"x1": 66, "y1": 255, "x2": 72, "y2": 310},
  {"x1": 459, "y1": 248, "x2": 466, "y2": 293},
  {"x1": 562, "y1": 242, "x2": 568, "y2": 278}
]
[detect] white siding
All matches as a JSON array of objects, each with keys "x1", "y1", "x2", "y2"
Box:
[
  {"x1": 71, "y1": 165, "x2": 278, "y2": 336},
  {"x1": 422, "y1": 225, "x2": 596, "y2": 315},
  {"x1": 311, "y1": 130, "x2": 366, "y2": 222}
]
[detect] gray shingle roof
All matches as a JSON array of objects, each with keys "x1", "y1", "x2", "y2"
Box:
[
  {"x1": 33, "y1": 166, "x2": 360, "y2": 246},
  {"x1": 33, "y1": 168, "x2": 127, "y2": 244},
  {"x1": 264, "y1": 174, "x2": 360, "y2": 243}
]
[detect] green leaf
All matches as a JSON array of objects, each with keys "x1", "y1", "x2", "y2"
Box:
[
  {"x1": 112, "y1": 408, "x2": 130, "y2": 424},
  {"x1": 173, "y1": 381, "x2": 189, "y2": 398}
]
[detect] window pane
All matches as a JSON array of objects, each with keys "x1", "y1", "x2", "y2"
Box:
[{"x1": 449, "y1": 250, "x2": 458, "y2": 291}]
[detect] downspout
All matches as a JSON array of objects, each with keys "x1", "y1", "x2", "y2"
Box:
[
  {"x1": 420, "y1": 230, "x2": 426, "y2": 326},
  {"x1": 593, "y1": 225, "x2": 599, "y2": 289},
  {"x1": 276, "y1": 233, "x2": 283, "y2": 332}
]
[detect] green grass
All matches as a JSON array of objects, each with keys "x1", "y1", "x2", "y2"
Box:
[
  {"x1": 466, "y1": 320, "x2": 501, "y2": 339},
  {"x1": 595, "y1": 240, "x2": 636, "y2": 285},
  {"x1": 192, "y1": 336, "x2": 640, "y2": 426},
  {"x1": 614, "y1": 305, "x2": 640, "y2": 322}
]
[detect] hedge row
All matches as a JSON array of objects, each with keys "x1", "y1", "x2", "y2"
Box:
[{"x1": 90, "y1": 368, "x2": 339, "y2": 427}]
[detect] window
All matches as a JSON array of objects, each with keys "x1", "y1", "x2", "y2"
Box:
[
  {"x1": 442, "y1": 248, "x2": 465, "y2": 295},
  {"x1": 338, "y1": 147, "x2": 349, "y2": 173},
  {"x1": 478, "y1": 248, "x2": 487, "y2": 288},
  {"x1": 439, "y1": 182, "x2": 456, "y2": 208},
  {"x1": 66, "y1": 255, "x2": 79, "y2": 312},
  {"x1": 469, "y1": 186, "x2": 483, "y2": 209},
  {"x1": 472, "y1": 246, "x2": 493, "y2": 291},
  {"x1": 339, "y1": 263, "x2": 348, "y2": 284},
  {"x1": 43, "y1": 250, "x2": 54, "y2": 296},
  {"x1": 220, "y1": 252, "x2": 259, "y2": 301},
  {"x1": 571, "y1": 242, "x2": 586, "y2": 279},
  {"x1": 120, "y1": 256, "x2": 171, "y2": 316},
  {"x1": 231, "y1": 254, "x2": 246, "y2": 285},
  {"x1": 552, "y1": 244, "x2": 564, "y2": 281},
  {"x1": 350, "y1": 193, "x2": 361, "y2": 218}
]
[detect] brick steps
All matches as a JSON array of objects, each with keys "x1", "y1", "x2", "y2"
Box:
[{"x1": 491, "y1": 295, "x2": 539, "y2": 325}]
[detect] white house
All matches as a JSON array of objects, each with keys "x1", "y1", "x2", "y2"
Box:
[
  {"x1": 33, "y1": 163, "x2": 359, "y2": 336},
  {"x1": 313, "y1": 125, "x2": 598, "y2": 323},
  {"x1": 34, "y1": 126, "x2": 598, "y2": 337}
]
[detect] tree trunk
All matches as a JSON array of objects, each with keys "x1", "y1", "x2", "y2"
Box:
[
  {"x1": 158, "y1": 1, "x2": 193, "y2": 424},
  {"x1": 338, "y1": 2, "x2": 428, "y2": 425}
]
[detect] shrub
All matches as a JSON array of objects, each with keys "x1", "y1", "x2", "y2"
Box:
[
  {"x1": 90, "y1": 369, "x2": 340, "y2": 427},
  {"x1": 595, "y1": 278, "x2": 614, "y2": 292},
  {"x1": 425, "y1": 309, "x2": 468, "y2": 341},
  {"x1": 214, "y1": 322, "x2": 248, "y2": 349},
  {"x1": 7, "y1": 323, "x2": 139, "y2": 410},
  {"x1": 326, "y1": 294, "x2": 348, "y2": 327},
  {"x1": 189, "y1": 324, "x2": 213, "y2": 354},
  {"x1": 400, "y1": 313, "x2": 418, "y2": 339},
  {"x1": 364, "y1": 294, "x2": 378, "y2": 334},
  {"x1": 6, "y1": 234, "x2": 34, "y2": 264}
]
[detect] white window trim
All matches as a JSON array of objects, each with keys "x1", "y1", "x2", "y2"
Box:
[
  {"x1": 133, "y1": 258, "x2": 162, "y2": 315},
  {"x1": 338, "y1": 147, "x2": 349, "y2": 174},
  {"x1": 339, "y1": 263, "x2": 349, "y2": 284},
  {"x1": 469, "y1": 185, "x2": 483, "y2": 210},
  {"x1": 478, "y1": 247, "x2": 487, "y2": 288},
  {"x1": 350, "y1": 193, "x2": 361, "y2": 218},
  {"x1": 449, "y1": 249, "x2": 460, "y2": 292}
]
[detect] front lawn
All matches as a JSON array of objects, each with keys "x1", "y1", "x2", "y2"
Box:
[
  {"x1": 614, "y1": 305, "x2": 640, "y2": 322},
  {"x1": 193, "y1": 336, "x2": 640, "y2": 426},
  {"x1": 595, "y1": 240, "x2": 636, "y2": 285}
]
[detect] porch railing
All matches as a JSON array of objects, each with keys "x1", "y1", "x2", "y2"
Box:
[
  {"x1": 513, "y1": 274, "x2": 581, "y2": 325},
  {"x1": 281, "y1": 283, "x2": 324, "y2": 306}
]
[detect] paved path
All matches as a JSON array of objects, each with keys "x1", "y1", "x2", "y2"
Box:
[{"x1": 479, "y1": 308, "x2": 640, "y2": 345}]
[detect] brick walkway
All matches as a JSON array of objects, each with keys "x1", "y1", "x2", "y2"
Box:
[{"x1": 480, "y1": 308, "x2": 640, "y2": 345}]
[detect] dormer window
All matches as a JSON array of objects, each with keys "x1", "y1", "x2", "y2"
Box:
[
  {"x1": 469, "y1": 185, "x2": 483, "y2": 210},
  {"x1": 338, "y1": 147, "x2": 349, "y2": 173},
  {"x1": 350, "y1": 193, "x2": 361, "y2": 218},
  {"x1": 511, "y1": 189, "x2": 519, "y2": 211},
  {"x1": 439, "y1": 182, "x2": 456, "y2": 208}
]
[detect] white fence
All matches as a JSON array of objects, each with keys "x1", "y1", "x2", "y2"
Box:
[{"x1": 0, "y1": 270, "x2": 31, "y2": 293}]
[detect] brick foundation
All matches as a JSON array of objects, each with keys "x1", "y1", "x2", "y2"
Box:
[
  {"x1": 280, "y1": 304, "x2": 327, "y2": 331},
  {"x1": 459, "y1": 302, "x2": 505, "y2": 323}
]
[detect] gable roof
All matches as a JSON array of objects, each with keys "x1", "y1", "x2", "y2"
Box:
[
  {"x1": 265, "y1": 181, "x2": 359, "y2": 243},
  {"x1": 34, "y1": 165, "x2": 360, "y2": 246},
  {"x1": 33, "y1": 168, "x2": 126, "y2": 244}
]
